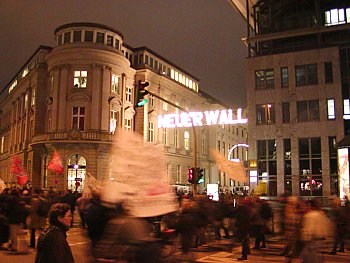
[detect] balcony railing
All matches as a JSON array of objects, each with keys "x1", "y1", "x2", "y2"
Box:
[{"x1": 31, "y1": 130, "x2": 114, "y2": 144}]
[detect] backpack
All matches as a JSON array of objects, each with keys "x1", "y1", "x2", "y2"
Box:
[{"x1": 37, "y1": 197, "x2": 50, "y2": 217}]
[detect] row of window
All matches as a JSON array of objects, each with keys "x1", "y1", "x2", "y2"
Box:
[
  {"x1": 325, "y1": 8, "x2": 350, "y2": 26},
  {"x1": 256, "y1": 98, "x2": 341, "y2": 124},
  {"x1": 136, "y1": 52, "x2": 199, "y2": 92},
  {"x1": 257, "y1": 137, "x2": 338, "y2": 196},
  {"x1": 57, "y1": 29, "x2": 121, "y2": 50},
  {"x1": 255, "y1": 62, "x2": 333, "y2": 89}
]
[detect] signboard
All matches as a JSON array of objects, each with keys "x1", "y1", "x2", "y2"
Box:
[
  {"x1": 158, "y1": 108, "x2": 247, "y2": 128},
  {"x1": 207, "y1": 183, "x2": 219, "y2": 201}
]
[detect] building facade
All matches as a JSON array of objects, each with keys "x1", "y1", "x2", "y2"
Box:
[
  {"x1": 0, "y1": 22, "x2": 248, "y2": 192},
  {"x1": 245, "y1": 1, "x2": 350, "y2": 197}
]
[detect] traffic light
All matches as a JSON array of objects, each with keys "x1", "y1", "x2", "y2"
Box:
[
  {"x1": 136, "y1": 80, "x2": 149, "y2": 107},
  {"x1": 187, "y1": 167, "x2": 195, "y2": 184},
  {"x1": 196, "y1": 167, "x2": 204, "y2": 184}
]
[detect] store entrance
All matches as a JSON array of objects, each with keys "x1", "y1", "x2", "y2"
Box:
[{"x1": 67, "y1": 154, "x2": 86, "y2": 192}]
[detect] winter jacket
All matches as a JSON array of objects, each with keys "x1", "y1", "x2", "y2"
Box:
[{"x1": 35, "y1": 224, "x2": 74, "y2": 263}]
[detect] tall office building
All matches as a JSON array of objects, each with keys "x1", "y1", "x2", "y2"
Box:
[
  {"x1": 243, "y1": 1, "x2": 350, "y2": 197},
  {"x1": 0, "y1": 22, "x2": 248, "y2": 192}
]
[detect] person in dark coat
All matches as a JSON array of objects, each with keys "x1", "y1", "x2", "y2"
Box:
[
  {"x1": 35, "y1": 203, "x2": 74, "y2": 263},
  {"x1": 234, "y1": 199, "x2": 253, "y2": 261}
]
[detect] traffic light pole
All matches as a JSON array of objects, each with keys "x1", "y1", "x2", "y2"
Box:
[{"x1": 147, "y1": 90, "x2": 198, "y2": 195}]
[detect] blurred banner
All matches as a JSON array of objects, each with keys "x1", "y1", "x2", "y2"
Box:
[
  {"x1": 101, "y1": 131, "x2": 179, "y2": 217},
  {"x1": 213, "y1": 150, "x2": 247, "y2": 183},
  {"x1": 82, "y1": 172, "x2": 103, "y2": 197}
]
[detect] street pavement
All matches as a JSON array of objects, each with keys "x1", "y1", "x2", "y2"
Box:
[{"x1": 1, "y1": 227, "x2": 350, "y2": 263}]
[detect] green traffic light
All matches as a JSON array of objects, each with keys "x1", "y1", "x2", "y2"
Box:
[{"x1": 137, "y1": 98, "x2": 148, "y2": 107}]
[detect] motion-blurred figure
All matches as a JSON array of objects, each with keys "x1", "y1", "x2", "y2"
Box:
[
  {"x1": 93, "y1": 202, "x2": 160, "y2": 263},
  {"x1": 300, "y1": 199, "x2": 332, "y2": 263},
  {"x1": 283, "y1": 196, "x2": 303, "y2": 262}
]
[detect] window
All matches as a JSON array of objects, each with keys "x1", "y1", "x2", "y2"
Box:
[
  {"x1": 297, "y1": 100, "x2": 319, "y2": 122},
  {"x1": 1, "y1": 136, "x2": 4, "y2": 154},
  {"x1": 327, "y1": 99, "x2": 335, "y2": 120},
  {"x1": 74, "y1": 70, "x2": 87, "y2": 88},
  {"x1": 96, "y1": 32, "x2": 104, "y2": 44},
  {"x1": 125, "y1": 87, "x2": 132, "y2": 102},
  {"x1": 47, "y1": 109, "x2": 52, "y2": 132},
  {"x1": 115, "y1": 39, "x2": 119, "y2": 49},
  {"x1": 64, "y1": 31, "x2": 71, "y2": 44},
  {"x1": 176, "y1": 165, "x2": 181, "y2": 183},
  {"x1": 163, "y1": 101, "x2": 168, "y2": 111},
  {"x1": 107, "y1": 35, "x2": 113, "y2": 47},
  {"x1": 299, "y1": 137, "x2": 322, "y2": 196},
  {"x1": 255, "y1": 69, "x2": 274, "y2": 89},
  {"x1": 125, "y1": 118, "x2": 132, "y2": 131},
  {"x1": 150, "y1": 95, "x2": 154, "y2": 107},
  {"x1": 58, "y1": 34, "x2": 62, "y2": 45},
  {"x1": 324, "y1": 62, "x2": 333, "y2": 83},
  {"x1": 257, "y1": 140, "x2": 277, "y2": 196},
  {"x1": 329, "y1": 136, "x2": 339, "y2": 195},
  {"x1": 31, "y1": 89, "x2": 36, "y2": 106},
  {"x1": 284, "y1": 139, "x2": 292, "y2": 194},
  {"x1": 325, "y1": 8, "x2": 350, "y2": 26},
  {"x1": 201, "y1": 137, "x2": 207, "y2": 155},
  {"x1": 295, "y1": 64, "x2": 318, "y2": 86},
  {"x1": 84, "y1": 31, "x2": 93, "y2": 42},
  {"x1": 344, "y1": 99, "x2": 350, "y2": 119},
  {"x1": 282, "y1": 102, "x2": 290, "y2": 123},
  {"x1": 110, "y1": 110, "x2": 118, "y2": 134},
  {"x1": 174, "y1": 129, "x2": 178, "y2": 148},
  {"x1": 281, "y1": 67, "x2": 289, "y2": 88},
  {"x1": 111, "y1": 74, "x2": 120, "y2": 93},
  {"x1": 256, "y1": 103, "x2": 276, "y2": 124},
  {"x1": 148, "y1": 122, "x2": 154, "y2": 142},
  {"x1": 163, "y1": 128, "x2": 167, "y2": 145},
  {"x1": 184, "y1": 131, "x2": 190, "y2": 151},
  {"x1": 72, "y1": 106, "x2": 85, "y2": 131},
  {"x1": 73, "y1": 31, "x2": 82, "y2": 42}
]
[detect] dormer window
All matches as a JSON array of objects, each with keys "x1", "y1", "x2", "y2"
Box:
[
  {"x1": 96, "y1": 32, "x2": 104, "y2": 44},
  {"x1": 84, "y1": 31, "x2": 93, "y2": 42}
]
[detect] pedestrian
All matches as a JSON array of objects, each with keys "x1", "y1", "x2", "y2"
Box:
[
  {"x1": 61, "y1": 190, "x2": 77, "y2": 227},
  {"x1": 76, "y1": 193, "x2": 90, "y2": 228},
  {"x1": 26, "y1": 189, "x2": 46, "y2": 248},
  {"x1": 234, "y1": 198, "x2": 253, "y2": 261},
  {"x1": 329, "y1": 197, "x2": 347, "y2": 254},
  {"x1": 6, "y1": 189, "x2": 28, "y2": 252},
  {"x1": 300, "y1": 199, "x2": 332, "y2": 263},
  {"x1": 35, "y1": 203, "x2": 75, "y2": 263},
  {"x1": 85, "y1": 191, "x2": 108, "y2": 247},
  {"x1": 282, "y1": 196, "x2": 303, "y2": 262}
]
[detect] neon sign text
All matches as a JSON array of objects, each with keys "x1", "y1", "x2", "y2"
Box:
[{"x1": 158, "y1": 109, "x2": 247, "y2": 128}]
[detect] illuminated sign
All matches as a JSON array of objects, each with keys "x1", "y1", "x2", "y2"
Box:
[
  {"x1": 158, "y1": 109, "x2": 247, "y2": 128},
  {"x1": 338, "y1": 148, "x2": 350, "y2": 199}
]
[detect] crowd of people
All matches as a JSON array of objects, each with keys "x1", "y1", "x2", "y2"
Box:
[{"x1": 0, "y1": 186, "x2": 350, "y2": 262}]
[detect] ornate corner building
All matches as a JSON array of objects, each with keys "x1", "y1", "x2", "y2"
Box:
[
  {"x1": 0, "y1": 22, "x2": 248, "y2": 192},
  {"x1": 243, "y1": 1, "x2": 350, "y2": 197}
]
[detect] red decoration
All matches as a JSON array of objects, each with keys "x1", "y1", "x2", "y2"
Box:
[
  {"x1": 54, "y1": 178, "x2": 59, "y2": 185},
  {"x1": 10, "y1": 156, "x2": 28, "y2": 177},
  {"x1": 48, "y1": 150, "x2": 64, "y2": 175},
  {"x1": 17, "y1": 175, "x2": 28, "y2": 185}
]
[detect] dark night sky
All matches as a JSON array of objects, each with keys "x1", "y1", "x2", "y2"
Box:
[{"x1": 0, "y1": 0, "x2": 247, "y2": 108}]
